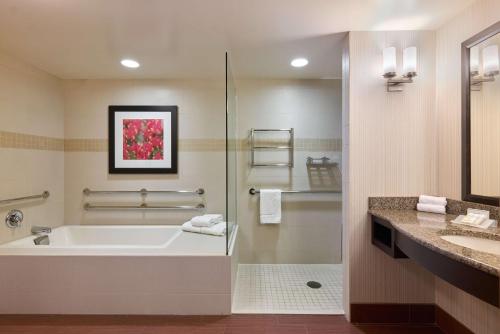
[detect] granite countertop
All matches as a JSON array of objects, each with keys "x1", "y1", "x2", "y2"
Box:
[{"x1": 369, "y1": 208, "x2": 500, "y2": 277}]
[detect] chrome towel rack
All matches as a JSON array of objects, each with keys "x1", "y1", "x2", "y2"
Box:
[
  {"x1": 0, "y1": 191, "x2": 50, "y2": 206},
  {"x1": 84, "y1": 203, "x2": 205, "y2": 211},
  {"x1": 250, "y1": 128, "x2": 294, "y2": 167},
  {"x1": 83, "y1": 188, "x2": 205, "y2": 195},
  {"x1": 249, "y1": 188, "x2": 341, "y2": 195}
]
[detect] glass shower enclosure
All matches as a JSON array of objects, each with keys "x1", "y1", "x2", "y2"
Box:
[{"x1": 226, "y1": 52, "x2": 238, "y2": 255}]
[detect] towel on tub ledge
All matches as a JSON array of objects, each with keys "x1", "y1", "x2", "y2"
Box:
[
  {"x1": 260, "y1": 189, "x2": 282, "y2": 224},
  {"x1": 190, "y1": 214, "x2": 223, "y2": 227},
  {"x1": 182, "y1": 221, "x2": 226, "y2": 236}
]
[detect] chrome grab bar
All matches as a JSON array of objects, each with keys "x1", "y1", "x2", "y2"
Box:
[
  {"x1": 249, "y1": 188, "x2": 341, "y2": 195},
  {"x1": 0, "y1": 191, "x2": 50, "y2": 205},
  {"x1": 84, "y1": 203, "x2": 205, "y2": 210},
  {"x1": 83, "y1": 188, "x2": 205, "y2": 195}
]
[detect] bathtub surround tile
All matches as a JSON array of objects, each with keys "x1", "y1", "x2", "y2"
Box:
[
  {"x1": 0, "y1": 133, "x2": 342, "y2": 153},
  {"x1": 0, "y1": 131, "x2": 64, "y2": 151},
  {"x1": 63, "y1": 138, "x2": 340, "y2": 152},
  {"x1": 0, "y1": 255, "x2": 232, "y2": 315},
  {"x1": 64, "y1": 138, "x2": 108, "y2": 152}
]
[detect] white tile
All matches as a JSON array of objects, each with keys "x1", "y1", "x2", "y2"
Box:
[{"x1": 232, "y1": 264, "x2": 344, "y2": 314}]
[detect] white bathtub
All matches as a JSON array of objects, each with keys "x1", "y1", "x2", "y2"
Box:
[
  {"x1": 0, "y1": 225, "x2": 238, "y2": 315},
  {"x1": 0, "y1": 225, "x2": 226, "y2": 255}
]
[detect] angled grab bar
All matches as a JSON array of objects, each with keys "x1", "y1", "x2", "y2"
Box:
[{"x1": 0, "y1": 191, "x2": 50, "y2": 206}]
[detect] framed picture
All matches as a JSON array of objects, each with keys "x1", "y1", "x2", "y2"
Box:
[{"x1": 108, "y1": 105, "x2": 178, "y2": 174}]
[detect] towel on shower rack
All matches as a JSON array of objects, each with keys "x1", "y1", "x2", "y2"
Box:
[
  {"x1": 260, "y1": 189, "x2": 282, "y2": 224},
  {"x1": 182, "y1": 221, "x2": 226, "y2": 236},
  {"x1": 190, "y1": 214, "x2": 223, "y2": 227}
]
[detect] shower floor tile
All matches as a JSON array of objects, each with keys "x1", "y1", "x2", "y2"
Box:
[{"x1": 232, "y1": 264, "x2": 343, "y2": 315}]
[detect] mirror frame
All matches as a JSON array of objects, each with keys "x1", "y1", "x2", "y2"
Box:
[{"x1": 462, "y1": 21, "x2": 500, "y2": 206}]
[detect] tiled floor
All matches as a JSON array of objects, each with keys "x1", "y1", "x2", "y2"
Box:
[
  {"x1": 232, "y1": 264, "x2": 344, "y2": 314},
  {"x1": 0, "y1": 315, "x2": 444, "y2": 334}
]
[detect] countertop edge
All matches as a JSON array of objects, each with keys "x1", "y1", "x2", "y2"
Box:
[{"x1": 368, "y1": 209, "x2": 500, "y2": 278}]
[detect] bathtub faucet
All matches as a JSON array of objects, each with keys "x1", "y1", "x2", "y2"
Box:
[{"x1": 31, "y1": 226, "x2": 52, "y2": 235}]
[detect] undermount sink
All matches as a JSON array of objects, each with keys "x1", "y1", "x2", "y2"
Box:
[{"x1": 441, "y1": 235, "x2": 500, "y2": 256}]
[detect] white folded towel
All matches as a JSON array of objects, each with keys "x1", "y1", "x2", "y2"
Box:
[
  {"x1": 190, "y1": 214, "x2": 223, "y2": 227},
  {"x1": 260, "y1": 189, "x2": 281, "y2": 224},
  {"x1": 419, "y1": 195, "x2": 447, "y2": 206},
  {"x1": 182, "y1": 221, "x2": 226, "y2": 236},
  {"x1": 417, "y1": 203, "x2": 446, "y2": 215}
]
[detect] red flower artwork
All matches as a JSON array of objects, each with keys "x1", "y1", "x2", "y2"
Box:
[{"x1": 122, "y1": 119, "x2": 164, "y2": 160}]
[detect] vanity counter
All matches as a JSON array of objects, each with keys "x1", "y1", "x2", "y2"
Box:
[{"x1": 369, "y1": 209, "x2": 500, "y2": 277}]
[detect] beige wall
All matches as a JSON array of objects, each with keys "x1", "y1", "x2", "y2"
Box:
[
  {"x1": 0, "y1": 51, "x2": 65, "y2": 244},
  {"x1": 63, "y1": 79, "x2": 226, "y2": 245},
  {"x1": 436, "y1": 0, "x2": 500, "y2": 332},
  {"x1": 346, "y1": 31, "x2": 437, "y2": 304},
  {"x1": 235, "y1": 79, "x2": 343, "y2": 264}
]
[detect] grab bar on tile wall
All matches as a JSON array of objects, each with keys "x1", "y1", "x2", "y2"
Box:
[
  {"x1": 83, "y1": 203, "x2": 205, "y2": 211},
  {"x1": 249, "y1": 188, "x2": 341, "y2": 195},
  {"x1": 83, "y1": 188, "x2": 205, "y2": 195},
  {"x1": 0, "y1": 191, "x2": 50, "y2": 206}
]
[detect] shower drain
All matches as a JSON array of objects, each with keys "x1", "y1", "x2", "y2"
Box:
[{"x1": 306, "y1": 281, "x2": 322, "y2": 289}]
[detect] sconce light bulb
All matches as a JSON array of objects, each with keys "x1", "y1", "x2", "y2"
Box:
[
  {"x1": 483, "y1": 44, "x2": 499, "y2": 77},
  {"x1": 383, "y1": 47, "x2": 397, "y2": 77},
  {"x1": 403, "y1": 46, "x2": 417, "y2": 77},
  {"x1": 470, "y1": 47, "x2": 480, "y2": 76}
]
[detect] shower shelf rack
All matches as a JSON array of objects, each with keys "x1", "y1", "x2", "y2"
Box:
[
  {"x1": 82, "y1": 188, "x2": 206, "y2": 211},
  {"x1": 250, "y1": 128, "x2": 294, "y2": 167}
]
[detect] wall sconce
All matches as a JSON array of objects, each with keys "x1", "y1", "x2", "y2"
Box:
[
  {"x1": 383, "y1": 46, "x2": 417, "y2": 92},
  {"x1": 471, "y1": 44, "x2": 499, "y2": 91}
]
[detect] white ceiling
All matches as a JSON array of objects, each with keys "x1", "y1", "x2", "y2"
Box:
[{"x1": 0, "y1": 0, "x2": 475, "y2": 79}]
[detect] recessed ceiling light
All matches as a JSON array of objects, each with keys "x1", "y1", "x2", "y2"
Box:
[
  {"x1": 291, "y1": 58, "x2": 309, "y2": 68},
  {"x1": 120, "y1": 59, "x2": 140, "y2": 68}
]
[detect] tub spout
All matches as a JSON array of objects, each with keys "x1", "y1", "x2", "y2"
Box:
[
  {"x1": 31, "y1": 226, "x2": 52, "y2": 235},
  {"x1": 33, "y1": 235, "x2": 49, "y2": 245}
]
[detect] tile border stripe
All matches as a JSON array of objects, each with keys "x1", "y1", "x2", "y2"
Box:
[{"x1": 1, "y1": 132, "x2": 342, "y2": 152}]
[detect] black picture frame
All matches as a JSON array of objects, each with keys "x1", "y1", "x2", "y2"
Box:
[
  {"x1": 108, "y1": 105, "x2": 178, "y2": 174},
  {"x1": 461, "y1": 21, "x2": 500, "y2": 206}
]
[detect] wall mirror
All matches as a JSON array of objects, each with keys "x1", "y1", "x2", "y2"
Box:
[{"x1": 462, "y1": 21, "x2": 500, "y2": 206}]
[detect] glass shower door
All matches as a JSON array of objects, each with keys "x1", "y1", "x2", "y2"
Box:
[{"x1": 226, "y1": 52, "x2": 238, "y2": 255}]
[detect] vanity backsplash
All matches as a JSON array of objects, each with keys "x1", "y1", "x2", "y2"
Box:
[{"x1": 368, "y1": 196, "x2": 500, "y2": 221}]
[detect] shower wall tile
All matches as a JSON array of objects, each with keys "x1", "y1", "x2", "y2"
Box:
[
  {"x1": 62, "y1": 79, "x2": 227, "y2": 235},
  {"x1": 235, "y1": 79, "x2": 343, "y2": 264},
  {"x1": 0, "y1": 51, "x2": 65, "y2": 244}
]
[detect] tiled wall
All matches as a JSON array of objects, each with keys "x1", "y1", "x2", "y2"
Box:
[
  {"x1": 0, "y1": 51, "x2": 65, "y2": 244},
  {"x1": 62, "y1": 79, "x2": 226, "y2": 242},
  {"x1": 346, "y1": 31, "x2": 437, "y2": 305},
  {"x1": 436, "y1": 0, "x2": 500, "y2": 332},
  {"x1": 235, "y1": 79, "x2": 343, "y2": 264}
]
